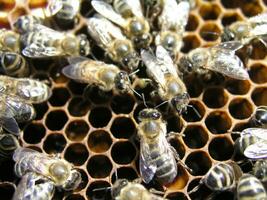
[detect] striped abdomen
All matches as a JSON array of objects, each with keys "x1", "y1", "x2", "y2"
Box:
[
  {"x1": 235, "y1": 135, "x2": 259, "y2": 155},
  {"x1": 148, "y1": 142, "x2": 177, "y2": 185},
  {"x1": 237, "y1": 174, "x2": 267, "y2": 200},
  {"x1": 204, "y1": 163, "x2": 235, "y2": 191},
  {"x1": 21, "y1": 32, "x2": 56, "y2": 50},
  {"x1": 113, "y1": 0, "x2": 133, "y2": 17},
  {"x1": 55, "y1": 0, "x2": 77, "y2": 21}
]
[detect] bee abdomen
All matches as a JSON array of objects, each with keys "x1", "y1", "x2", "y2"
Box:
[
  {"x1": 113, "y1": 0, "x2": 132, "y2": 17},
  {"x1": 237, "y1": 174, "x2": 267, "y2": 200}
]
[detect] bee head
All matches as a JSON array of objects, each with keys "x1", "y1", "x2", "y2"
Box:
[
  {"x1": 77, "y1": 34, "x2": 90, "y2": 56},
  {"x1": 138, "y1": 108, "x2": 162, "y2": 121},
  {"x1": 111, "y1": 179, "x2": 128, "y2": 198},
  {"x1": 122, "y1": 52, "x2": 140, "y2": 71},
  {"x1": 178, "y1": 56, "x2": 194, "y2": 73},
  {"x1": 114, "y1": 71, "x2": 131, "y2": 93},
  {"x1": 171, "y1": 93, "x2": 190, "y2": 114},
  {"x1": 221, "y1": 27, "x2": 235, "y2": 42},
  {"x1": 132, "y1": 33, "x2": 152, "y2": 49},
  {"x1": 62, "y1": 169, "x2": 82, "y2": 191}
]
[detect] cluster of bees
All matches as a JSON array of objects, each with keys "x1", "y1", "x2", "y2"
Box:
[{"x1": 0, "y1": 0, "x2": 266, "y2": 199}]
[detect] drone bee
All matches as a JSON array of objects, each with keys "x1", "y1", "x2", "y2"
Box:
[
  {"x1": 20, "y1": 24, "x2": 90, "y2": 58},
  {"x1": 91, "y1": 0, "x2": 152, "y2": 49},
  {"x1": 233, "y1": 128, "x2": 267, "y2": 159},
  {"x1": 87, "y1": 15, "x2": 139, "y2": 72},
  {"x1": 13, "y1": 147, "x2": 82, "y2": 191},
  {"x1": 111, "y1": 179, "x2": 165, "y2": 200},
  {"x1": 0, "y1": 75, "x2": 52, "y2": 104},
  {"x1": 189, "y1": 161, "x2": 243, "y2": 194},
  {"x1": 250, "y1": 106, "x2": 267, "y2": 128},
  {"x1": 12, "y1": 172, "x2": 55, "y2": 200},
  {"x1": 0, "y1": 29, "x2": 20, "y2": 52},
  {"x1": 0, "y1": 94, "x2": 35, "y2": 135},
  {"x1": 13, "y1": 15, "x2": 44, "y2": 34},
  {"x1": 178, "y1": 41, "x2": 249, "y2": 80},
  {"x1": 46, "y1": 0, "x2": 81, "y2": 25},
  {"x1": 141, "y1": 45, "x2": 189, "y2": 114},
  {"x1": 0, "y1": 131, "x2": 19, "y2": 162},
  {"x1": 252, "y1": 159, "x2": 267, "y2": 183},
  {"x1": 137, "y1": 108, "x2": 178, "y2": 185},
  {"x1": 155, "y1": 0, "x2": 190, "y2": 58},
  {"x1": 237, "y1": 174, "x2": 267, "y2": 200},
  {"x1": 0, "y1": 51, "x2": 29, "y2": 77},
  {"x1": 222, "y1": 12, "x2": 267, "y2": 46},
  {"x1": 62, "y1": 57, "x2": 134, "y2": 94}
]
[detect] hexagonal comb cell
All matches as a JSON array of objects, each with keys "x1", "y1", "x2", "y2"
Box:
[
  {"x1": 249, "y1": 63, "x2": 267, "y2": 84},
  {"x1": 43, "y1": 133, "x2": 66, "y2": 153},
  {"x1": 110, "y1": 117, "x2": 136, "y2": 139},
  {"x1": 200, "y1": 22, "x2": 221, "y2": 42},
  {"x1": 64, "y1": 143, "x2": 89, "y2": 166},
  {"x1": 229, "y1": 98, "x2": 253, "y2": 119},
  {"x1": 87, "y1": 155, "x2": 113, "y2": 178},
  {"x1": 183, "y1": 125, "x2": 209, "y2": 149},
  {"x1": 203, "y1": 88, "x2": 228, "y2": 108},
  {"x1": 45, "y1": 110, "x2": 68, "y2": 131},
  {"x1": 23, "y1": 123, "x2": 46, "y2": 144},
  {"x1": 88, "y1": 130, "x2": 112, "y2": 153},
  {"x1": 111, "y1": 141, "x2": 136, "y2": 165},
  {"x1": 66, "y1": 120, "x2": 89, "y2": 141},
  {"x1": 89, "y1": 107, "x2": 112, "y2": 128},
  {"x1": 205, "y1": 111, "x2": 232, "y2": 134},
  {"x1": 208, "y1": 137, "x2": 234, "y2": 161},
  {"x1": 251, "y1": 87, "x2": 267, "y2": 106}
]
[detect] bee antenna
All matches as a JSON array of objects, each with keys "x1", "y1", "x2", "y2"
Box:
[
  {"x1": 188, "y1": 184, "x2": 201, "y2": 195},
  {"x1": 90, "y1": 53, "x2": 97, "y2": 61},
  {"x1": 229, "y1": 131, "x2": 241, "y2": 135},
  {"x1": 115, "y1": 169, "x2": 118, "y2": 181},
  {"x1": 154, "y1": 101, "x2": 168, "y2": 109},
  {"x1": 129, "y1": 87, "x2": 142, "y2": 99},
  {"x1": 129, "y1": 69, "x2": 140, "y2": 77},
  {"x1": 92, "y1": 186, "x2": 112, "y2": 192},
  {"x1": 187, "y1": 104, "x2": 201, "y2": 119},
  {"x1": 142, "y1": 93, "x2": 148, "y2": 108}
]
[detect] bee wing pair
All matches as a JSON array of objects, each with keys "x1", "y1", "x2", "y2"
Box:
[
  {"x1": 248, "y1": 13, "x2": 267, "y2": 37},
  {"x1": 242, "y1": 128, "x2": 267, "y2": 159},
  {"x1": 207, "y1": 41, "x2": 249, "y2": 80}
]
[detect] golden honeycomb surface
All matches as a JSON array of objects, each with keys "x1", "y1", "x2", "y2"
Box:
[{"x1": 0, "y1": 0, "x2": 267, "y2": 199}]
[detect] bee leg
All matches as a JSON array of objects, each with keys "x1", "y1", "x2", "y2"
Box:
[
  {"x1": 258, "y1": 37, "x2": 267, "y2": 49},
  {"x1": 169, "y1": 146, "x2": 193, "y2": 173},
  {"x1": 149, "y1": 188, "x2": 165, "y2": 196},
  {"x1": 166, "y1": 131, "x2": 185, "y2": 140},
  {"x1": 133, "y1": 178, "x2": 142, "y2": 184},
  {"x1": 187, "y1": 179, "x2": 204, "y2": 195},
  {"x1": 134, "y1": 78, "x2": 153, "y2": 89}
]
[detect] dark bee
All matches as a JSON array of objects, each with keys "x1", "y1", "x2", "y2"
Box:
[
  {"x1": 252, "y1": 159, "x2": 267, "y2": 183},
  {"x1": 250, "y1": 106, "x2": 267, "y2": 128},
  {"x1": 0, "y1": 131, "x2": 19, "y2": 162}
]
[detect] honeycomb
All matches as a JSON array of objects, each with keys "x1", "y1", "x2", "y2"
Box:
[{"x1": 0, "y1": 0, "x2": 267, "y2": 199}]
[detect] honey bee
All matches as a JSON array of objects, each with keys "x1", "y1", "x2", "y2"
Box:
[
  {"x1": 13, "y1": 15, "x2": 44, "y2": 34},
  {"x1": 252, "y1": 159, "x2": 267, "y2": 183},
  {"x1": 111, "y1": 179, "x2": 165, "y2": 200},
  {"x1": 62, "y1": 57, "x2": 133, "y2": 94},
  {"x1": 0, "y1": 94, "x2": 36, "y2": 135},
  {"x1": 91, "y1": 0, "x2": 152, "y2": 49},
  {"x1": 13, "y1": 147, "x2": 82, "y2": 191},
  {"x1": 0, "y1": 131, "x2": 20, "y2": 162},
  {"x1": 46, "y1": 0, "x2": 81, "y2": 25},
  {"x1": 0, "y1": 29, "x2": 20, "y2": 52},
  {"x1": 189, "y1": 161, "x2": 243, "y2": 194},
  {"x1": 221, "y1": 12, "x2": 267, "y2": 46},
  {"x1": 233, "y1": 128, "x2": 267, "y2": 159},
  {"x1": 250, "y1": 106, "x2": 267, "y2": 128},
  {"x1": 0, "y1": 51, "x2": 30, "y2": 77},
  {"x1": 237, "y1": 174, "x2": 267, "y2": 200},
  {"x1": 12, "y1": 172, "x2": 55, "y2": 200},
  {"x1": 178, "y1": 41, "x2": 249, "y2": 80},
  {"x1": 141, "y1": 45, "x2": 189, "y2": 114},
  {"x1": 87, "y1": 15, "x2": 139, "y2": 72},
  {"x1": 0, "y1": 75, "x2": 52, "y2": 104},
  {"x1": 20, "y1": 24, "x2": 90, "y2": 58},
  {"x1": 155, "y1": 0, "x2": 190, "y2": 58},
  {"x1": 137, "y1": 108, "x2": 178, "y2": 185}
]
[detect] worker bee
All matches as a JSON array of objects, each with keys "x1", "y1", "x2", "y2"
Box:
[
  {"x1": 137, "y1": 108, "x2": 178, "y2": 185},
  {"x1": 20, "y1": 24, "x2": 90, "y2": 58},
  {"x1": 0, "y1": 94, "x2": 36, "y2": 135},
  {"x1": 221, "y1": 12, "x2": 267, "y2": 46},
  {"x1": 111, "y1": 179, "x2": 165, "y2": 200},
  {"x1": 0, "y1": 51, "x2": 29, "y2": 77},
  {"x1": 91, "y1": 0, "x2": 152, "y2": 49},
  {"x1": 13, "y1": 147, "x2": 82, "y2": 191},
  {"x1": 155, "y1": 0, "x2": 190, "y2": 58},
  {"x1": 87, "y1": 15, "x2": 139, "y2": 72},
  {"x1": 0, "y1": 29, "x2": 20, "y2": 52},
  {"x1": 46, "y1": 0, "x2": 81, "y2": 25},
  {"x1": 189, "y1": 161, "x2": 243, "y2": 194},
  {"x1": 141, "y1": 45, "x2": 189, "y2": 114},
  {"x1": 13, "y1": 15, "x2": 44, "y2": 34},
  {"x1": 178, "y1": 41, "x2": 249, "y2": 80},
  {"x1": 0, "y1": 75, "x2": 52, "y2": 104},
  {"x1": 62, "y1": 57, "x2": 134, "y2": 94},
  {"x1": 250, "y1": 106, "x2": 267, "y2": 128},
  {"x1": 233, "y1": 128, "x2": 267, "y2": 159},
  {"x1": 12, "y1": 172, "x2": 55, "y2": 200},
  {"x1": 0, "y1": 131, "x2": 20, "y2": 162},
  {"x1": 252, "y1": 159, "x2": 267, "y2": 183},
  {"x1": 237, "y1": 174, "x2": 267, "y2": 200}
]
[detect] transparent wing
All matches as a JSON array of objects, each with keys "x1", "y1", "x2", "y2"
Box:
[
  {"x1": 207, "y1": 48, "x2": 249, "y2": 80},
  {"x1": 214, "y1": 41, "x2": 244, "y2": 52},
  {"x1": 139, "y1": 138, "x2": 157, "y2": 183},
  {"x1": 91, "y1": 0, "x2": 127, "y2": 27},
  {"x1": 123, "y1": 0, "x2": 144, "y2": 18},
  {"x1": 244, "y1": 140, "x2": 267, "y2": 159},
  {"x1": 68, "y1": 56, "x2": 89, "y2": 65},
  {"x1": 248, "y1": 13, "x2": 267, "y2": 24},
  {"x1": 31, "y1": 24, "x2": 64, "y2": 39},
  {"x1": 141, "y1": 49, "x2": 166, "y2": 88},
  {"x1": 242, "y1": 128, "x2": 267, "y2": 141},
  {"x1": 46, "y1": 0, "x2": 63, "y2": 16},
  {"x1": 250, "y1": 24, "x2": 267, "y2": 36},
  {"x1": 0, "y1": 115, "x2": 19, "y2": 135},
  {"x1": 22, "y1": 43, "x2": 62, "y2": 58},
  {"x1": 159, "y1": 0, "x2": 189, "y2": 31},
  {"x1": 156, "y1": 45, "x2": 178, "y2": 78}
]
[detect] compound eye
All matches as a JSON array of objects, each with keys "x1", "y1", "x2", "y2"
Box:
[{"x1": 152, "y1": 112, "x2": 160, "y2": 119}]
